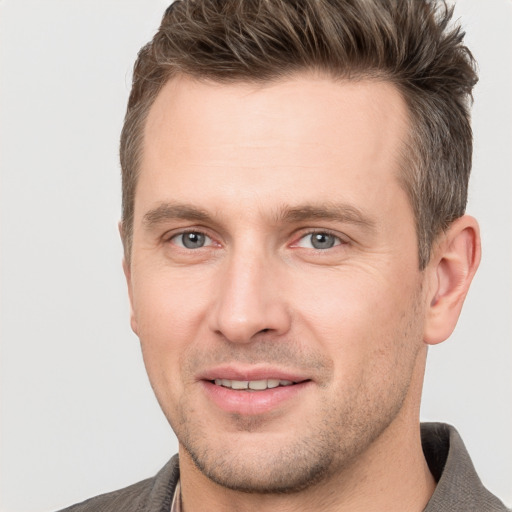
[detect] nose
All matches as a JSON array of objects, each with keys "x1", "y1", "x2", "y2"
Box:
[{"x1": 208, "y1": 249, "x2": 291, "y2": 344}]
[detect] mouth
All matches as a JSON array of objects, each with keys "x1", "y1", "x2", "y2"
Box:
[
  {"x1": 211, "y1": 378, "x2": 297, "y2": 391},
  {"x1": 200, "y1": 369, "x2": 312, "y2": 415}
]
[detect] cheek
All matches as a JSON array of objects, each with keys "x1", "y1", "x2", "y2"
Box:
[
  {"x1": 289, "y1": 266, "x2": 423, "y2": 376},
  {"x1": 132, "y1": 264, "x2": 211, "y2": 336},
  {"x1": 130, "y1": 269, "x2": 212, "y2": 391}
]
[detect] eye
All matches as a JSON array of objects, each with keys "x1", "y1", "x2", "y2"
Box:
[
  {"x1": 296, "y1": 232, "x2": 342, "y2": 250},
  {"x1": 171, "y1": 231, "x2": 213, "y2": 249}
]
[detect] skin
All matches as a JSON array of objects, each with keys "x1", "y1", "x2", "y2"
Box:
[{"x1": 123, "y1": 73, "x2": 480, "y2": 512}]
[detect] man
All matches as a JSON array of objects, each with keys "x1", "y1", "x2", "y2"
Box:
[{"x1": 60, "y1": 0, "x2": 509, "y2": 510}]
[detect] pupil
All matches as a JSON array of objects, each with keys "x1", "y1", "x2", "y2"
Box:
[
  {"x1": 183, "y1": 232, "x2": 205, "y2": 249},
  {"x1": 312, "y1": 233, "x2": 335, "y2": 249}
]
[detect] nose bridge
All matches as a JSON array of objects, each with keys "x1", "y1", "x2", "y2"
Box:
[{"x1": 210, "y1": 241, "x2": 289, "y2": 343}]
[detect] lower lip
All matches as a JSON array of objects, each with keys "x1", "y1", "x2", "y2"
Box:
[{"x1": 201, "y1": 380, "x2": 311, "y2": 415}]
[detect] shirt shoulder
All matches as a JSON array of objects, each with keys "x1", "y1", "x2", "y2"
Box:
[
  {"x1": 422, "y1": 423, "x2": 511, "y2": 512},
  {"x1": 56, "y1": 455, "x2": 180, "y2": 512},
  {"x1": 57, "y1": 477, "x2": 155, "y2": 512}
]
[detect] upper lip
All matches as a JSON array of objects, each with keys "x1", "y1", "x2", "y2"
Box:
[{"x1": 198, "y1": 365, "x2": 310, "y2": 383}]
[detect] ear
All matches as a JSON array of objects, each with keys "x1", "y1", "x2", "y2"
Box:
[
  {"x1": 423, "y1": 215, "x2": 481, "y2": 345},
  {"x1": 119, "y1": 221, "x2": 139, "y2": 336}
]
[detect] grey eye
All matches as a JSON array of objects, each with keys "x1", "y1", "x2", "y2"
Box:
[
  {"x1": 174, "y1": 231, "x2": 210, "y2": 249},
  {"x1": 297, "y1": 232, "x2": 340, "y2": 250},
  {"x1": 310, "y1": 233, "x2": 337, "y2": 249}
]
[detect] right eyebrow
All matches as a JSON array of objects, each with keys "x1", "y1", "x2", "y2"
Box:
[{"x1": 142, "y1": 202, "x2": 212, "y2": 228}]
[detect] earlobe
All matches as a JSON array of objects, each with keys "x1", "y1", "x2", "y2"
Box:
[{"x1": 423, "y1": 215, "x2": 481, "y2": 345}]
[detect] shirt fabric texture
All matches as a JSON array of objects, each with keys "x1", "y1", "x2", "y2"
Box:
[{"x1": 58, "y1": 423, "x2": 510, "y2": 512}]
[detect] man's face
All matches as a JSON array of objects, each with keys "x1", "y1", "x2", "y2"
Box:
[{"x1": 126, "y1": 74, "x2": 429, "y2": 492}]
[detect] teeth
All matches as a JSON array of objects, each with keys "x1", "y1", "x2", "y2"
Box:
[
  {"x1": 231, "y1": 380, "x2": 249, "y2": 390},
  {"x1": 213, "y1": 378, "x2": 296, "y2": 390},
  {"x1": 249, "y1": 380, "x2": 267, "y2": 390},
  {"x1": 267, "y1": 379, "x2": 280, "y2": 389}
]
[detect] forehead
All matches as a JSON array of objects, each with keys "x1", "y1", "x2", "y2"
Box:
[
  {"x1": 144, "y1": 74, "x2": 409, "y2": 159},
  {"x1": 138, "y1": 73, "x2": 411, "y2": 224}
]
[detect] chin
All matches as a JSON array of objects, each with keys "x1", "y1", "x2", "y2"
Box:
[{"x1": 184, "y1": 438, "x2": 335, "y2": 494}]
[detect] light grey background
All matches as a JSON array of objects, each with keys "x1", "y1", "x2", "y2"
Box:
[{"x1": 0, "y1": 1, "x2": 510, "y2": 511}]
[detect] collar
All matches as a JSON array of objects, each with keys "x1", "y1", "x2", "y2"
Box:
[
  {"x1": 422, "y1": 422, "x2": 509, "y2": 511},
  {"x1": 170, "y1": 478, "x2": 181, "y2": 512}
]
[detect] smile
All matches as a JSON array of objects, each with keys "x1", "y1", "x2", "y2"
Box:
[{"x1": 213, "y1": 378, "x2": 295, "y2": 390}]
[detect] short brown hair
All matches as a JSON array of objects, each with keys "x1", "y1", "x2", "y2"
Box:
[{"x1": 120, "y1": 0, "x2": 477, "y2": 268}]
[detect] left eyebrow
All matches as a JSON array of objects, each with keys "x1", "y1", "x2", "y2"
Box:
[{"x1": 276, "y1": 203, "x2": 377, "y2": 232}]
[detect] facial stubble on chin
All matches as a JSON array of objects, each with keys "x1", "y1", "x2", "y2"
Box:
[{"x1": 177, "y1": 399, "x2": 342, "y2": 494}]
